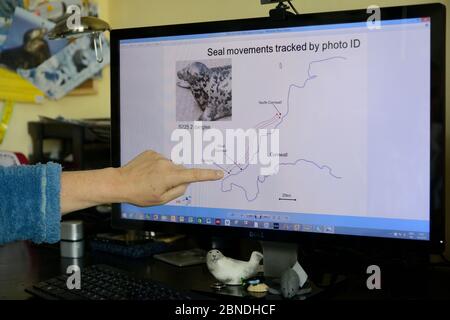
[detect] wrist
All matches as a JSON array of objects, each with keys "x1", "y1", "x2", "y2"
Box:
[{"x1": 102, "y1": 167, "x2": 127, "y2": 204}]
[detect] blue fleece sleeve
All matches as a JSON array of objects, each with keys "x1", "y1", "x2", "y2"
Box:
[{"x1": 0, "y1": 163, "x2": 61, "y2": 245}]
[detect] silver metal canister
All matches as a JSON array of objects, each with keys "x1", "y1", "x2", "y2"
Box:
[{"x1": 60, "y1": 220, "x2": 84, "y2": 258}]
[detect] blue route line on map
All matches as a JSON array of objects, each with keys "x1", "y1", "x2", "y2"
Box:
[{"x1": 218, "y1": 56, "x2": 346, "y2": 202}]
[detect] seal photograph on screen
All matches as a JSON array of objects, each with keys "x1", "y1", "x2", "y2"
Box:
[{"x1": 176, "y1": 59, "x2": 232, "y2": 121}]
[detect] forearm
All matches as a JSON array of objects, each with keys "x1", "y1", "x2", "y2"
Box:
[
  {"x1": 60, "y1": 150, "x2": 223, "y2": 214},
  {"x1": 0, "y1": 151, "x2": 220, "y2": 245},
  {"x1": 60, "y1": 168, "x2": 124, "y2": 214}
]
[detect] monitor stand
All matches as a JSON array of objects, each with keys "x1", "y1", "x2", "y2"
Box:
[
  {"x1": 260, "y1": 241, "x2": 317, "y2": 299},
  {"x1": 261, "y1": 241, "x2": 298, "y2": 278}
]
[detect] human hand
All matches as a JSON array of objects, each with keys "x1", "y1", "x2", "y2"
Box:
[{"x1": 116, "y1": 150, "x2": 224, "y2": 207}]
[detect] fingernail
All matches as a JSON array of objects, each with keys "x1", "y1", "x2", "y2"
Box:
[{"x1": 216, "y1": 170, "x2": 224, "y2": 178}]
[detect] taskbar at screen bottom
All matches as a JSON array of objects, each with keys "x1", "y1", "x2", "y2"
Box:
[{"x1": 120, "y1": 211, "x2": 429, "y2": 241}]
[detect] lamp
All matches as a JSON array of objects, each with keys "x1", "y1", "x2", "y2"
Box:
[{"x1": 47, "y1": 15, "x2": 110, "y2": 63}]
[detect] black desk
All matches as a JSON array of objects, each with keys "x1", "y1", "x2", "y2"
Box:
[
  {"x1": 0, "y1": 241, "x2": 217, "y2": 300},
  {"x1": 1, "y1": 241, "x2": 450, "y2": 300}
]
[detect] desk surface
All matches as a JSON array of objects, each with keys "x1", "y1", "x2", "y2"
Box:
[
  {"x1": 0, "y1": 241, "x2": 218, "y2": 300},
  {"x1": 1, "y1": 241, "x2": 450, "y2": 300}
]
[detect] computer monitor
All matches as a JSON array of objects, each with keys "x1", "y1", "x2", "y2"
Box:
[{"x1": 111, "y1": 3, "x2": 446, "y2": 254}]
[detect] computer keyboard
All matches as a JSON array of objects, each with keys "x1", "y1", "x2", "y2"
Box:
[{"x1": 26, "y1": 264, "x2": 205, "y2": 300}]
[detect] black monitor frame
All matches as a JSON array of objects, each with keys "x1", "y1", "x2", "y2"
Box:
[{"x1": 110, "y1": 3, "x2": 446, "y2": 253}]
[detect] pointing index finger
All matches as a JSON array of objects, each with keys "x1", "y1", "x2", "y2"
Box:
[{"x1": 177, "y1": 168, "x2": 224, "y2": 184}]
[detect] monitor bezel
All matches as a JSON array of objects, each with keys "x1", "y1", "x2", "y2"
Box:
[{"x1": 110, "y1": 3, "x2": 446, "y2": 253}]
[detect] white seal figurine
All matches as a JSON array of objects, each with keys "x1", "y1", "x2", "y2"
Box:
[{"x1": 206, "y1": 249, "x2": 263, "y2": 285}]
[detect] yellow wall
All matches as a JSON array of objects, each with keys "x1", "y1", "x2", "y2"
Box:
[{"x1": 107, "y1": 0, "x2": 449, "y2": 27}]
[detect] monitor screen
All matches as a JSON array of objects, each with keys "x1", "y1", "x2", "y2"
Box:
[{"x1": 117, "y1": 16, "x2": 432, "y2": 241}]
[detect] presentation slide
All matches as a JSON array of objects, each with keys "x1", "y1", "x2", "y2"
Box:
[{"x1": 120, "y1": 19, "x2": 430, "y2": 224}]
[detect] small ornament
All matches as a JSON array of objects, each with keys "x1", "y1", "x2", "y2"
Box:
[{"x1": 206, "y1": 249, "x2": 263, "y2": 285}]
